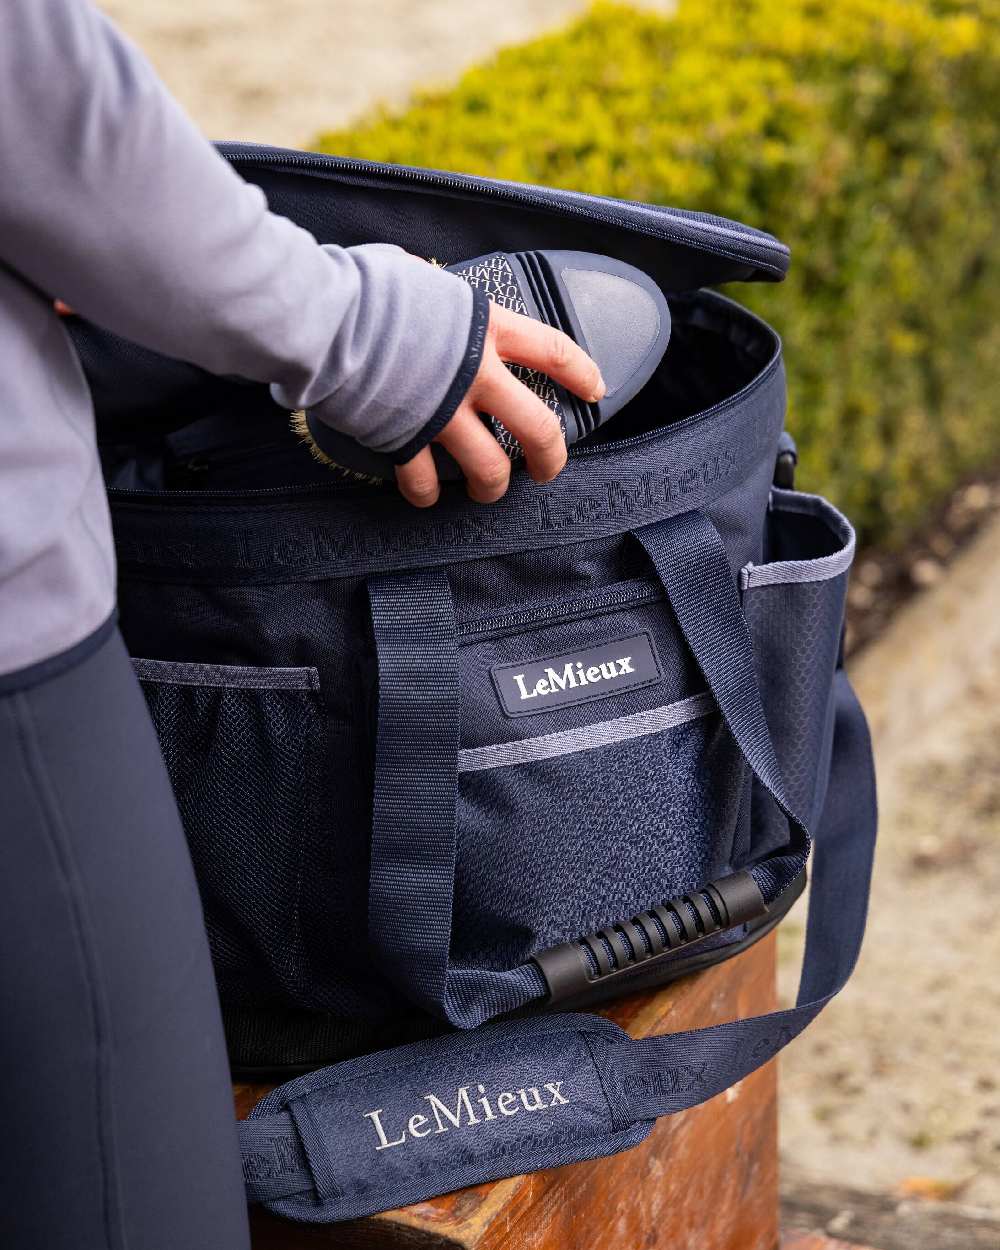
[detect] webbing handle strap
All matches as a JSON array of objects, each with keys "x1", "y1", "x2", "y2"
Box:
[
  {"x1": 366, "y1": 568, "x2": 460, "y2": 1016},
  {"x1": 239, "y1": 668, "x2": 876, "y2": 1222},
  {"x1": 620, "y1": 668, "x2": 875, "y2": 1115},
  {"x1": 364, "y1": 509, "x2": 812, "y2": 1026},
  {"x1": 533, "y1": 505, "x2": 817, "y2": 1004},
  {"x1": 632, "y1": 509, "x2": 810, "y2": 907},
  {"x1": 364, "y1": 569, "x2": 564, "y2": 1030}
]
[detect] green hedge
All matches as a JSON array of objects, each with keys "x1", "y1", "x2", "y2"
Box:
[{"x1": 318, "y1": 0, "x2": 1000, "y2": 546}]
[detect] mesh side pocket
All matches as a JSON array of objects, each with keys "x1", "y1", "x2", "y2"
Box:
[
  {"x1": 741, "y1": 489, "x2": 854, "y2": 829},
  {"x1": 134, "y1": 660, "x2": 323, "y2": 1007}
]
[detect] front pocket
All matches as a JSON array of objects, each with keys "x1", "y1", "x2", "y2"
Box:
[
  {"x1": 449, "y1": 589, "x2": 746, "y2": 973},
  {"x1": 741, "y1": 488, "x2": 855, "y2": 830},
  {"x1": 132, "y1": 658, "x2": 323, "y2": 1006}
]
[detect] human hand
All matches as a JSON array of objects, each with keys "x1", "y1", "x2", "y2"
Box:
[{"x1": 394, "y1": 301, "x2": 604, "y2": 507}]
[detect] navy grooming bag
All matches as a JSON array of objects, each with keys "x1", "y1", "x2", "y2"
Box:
[{"x1": 85, "y1": 145, "x2": 876, "y2": 1222}]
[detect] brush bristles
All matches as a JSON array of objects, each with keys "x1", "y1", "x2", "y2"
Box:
[
  {"x1": 290, "y1": 408, "x2": 335, "y2": 466},
  {"x1": 289, "y1": 410, "x2": 383, "y2": 485}
]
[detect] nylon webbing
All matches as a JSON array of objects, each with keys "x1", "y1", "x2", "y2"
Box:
[
  {"x1": 367, "y1": 569, "x2": 460, "y2": 1016},
  {"x1": 363, "y1": 510, "x2": 810, "y2": 1026},
  {"x1": 633, "y1": 510, "x2": 810, "y2": 906},
  {"x1": 618, "y1": 670, "x2": 874, "y2": 1114},
  {"x1": 240, "y1": 1112, "x2": 310, "y2": 1204},
  {"x1": 237, "y1": 507, "x2": 869, "y2": 1216},
  {"x1": 239, "y1": 669, "x2": 876, "y2": 1213}
]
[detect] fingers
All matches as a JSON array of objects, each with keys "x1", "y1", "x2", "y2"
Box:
[
  {"x1": 490, "y1": 304, "x2": 605, "y2": 404},
  {"x1": 395, "y1": 408, "x2": 515, "y2": 507},
  {"x1": 470, "y1": 357, "x2": 567, "y2": 483},
  {"x1": 437, "y1": 407, "x2": 512, "y2": 503},
  {"x1": 394, "y1": 297, "x2": 595, "y2": 508},
  {"x1": 394, "y1": 446, "x2": 440, "y2": 508}
]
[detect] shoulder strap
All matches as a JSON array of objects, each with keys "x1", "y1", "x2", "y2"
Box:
[{"x1": 238, "y1": 511, "x2": 876, "y2": 1224}]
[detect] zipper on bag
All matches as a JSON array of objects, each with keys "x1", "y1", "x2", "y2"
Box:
[
  {"x1": 217, "y1": 143, "x2": 790, "y2": 279},
  {"x1": 104, "y1": 150, "x2": 787, "y2": 507},
  {"x1": 457, "y1": 578, "x2": 664, "y2": 642}
]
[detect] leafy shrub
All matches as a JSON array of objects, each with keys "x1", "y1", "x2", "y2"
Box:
[{"x1": 318, "y1": 0, "x2": 1000, "y2": 546}]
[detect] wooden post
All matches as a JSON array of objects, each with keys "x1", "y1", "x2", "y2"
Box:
[{"x1": 236, "y1": 932, "x2": 778, "y2": 1250}]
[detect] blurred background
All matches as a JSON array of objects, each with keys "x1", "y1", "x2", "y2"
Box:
[{"x1": 100, "y1": 0, "x2": 999, "y2": 1241}]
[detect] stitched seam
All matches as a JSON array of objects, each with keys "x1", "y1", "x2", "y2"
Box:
[
  {"x1": 131, "y1": 658, "x2": 320, "y2": 690},
  {"x1": 581, "y1": 1032, "x2": 628, "y2": 1134},
  {"x1": 459, "y1": 691, "x2": 714, "y2": 773},
  {"x1": 288, "y1": 1019, "x2": 616, "y2": 1102},
  {"x1": 14, "y1": 692, "x2": 123, "y2": 1250}
]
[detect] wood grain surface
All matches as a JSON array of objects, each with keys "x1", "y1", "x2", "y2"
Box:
[{"x1": 236, "y1": 933, "x2": 778, "y2": 1250}]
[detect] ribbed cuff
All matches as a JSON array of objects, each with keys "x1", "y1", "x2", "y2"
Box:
[{"x1": 389, "y1": 287, "x2": 491, "y2": 466}]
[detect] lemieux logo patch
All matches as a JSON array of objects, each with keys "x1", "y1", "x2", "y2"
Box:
[
  {"x1": 363, "y1": 1079, "x2": 570, "y2": 1152},
  {"x1": 492, "y1": 632, "x2": 662, "y2": 717}
]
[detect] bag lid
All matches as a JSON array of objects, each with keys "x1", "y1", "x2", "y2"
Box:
[
  {"x1": 78, "y1": 143, "x2": 788, "y2": 437},
  {"x1": 220, "y1": 142, "x2": 789, "y2": 288}
]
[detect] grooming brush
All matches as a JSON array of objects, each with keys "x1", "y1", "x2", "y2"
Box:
[{"x1": 296, "y1": 249, "x2": 671, "y2": 480}]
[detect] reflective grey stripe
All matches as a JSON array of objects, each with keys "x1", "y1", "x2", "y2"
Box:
[
  {"x1": 458, "y1": 691, "x2": 715, "y2": 774},
  {"x1": 132, "y1": 658, "x2": 320, "y2": 691},
  {"x1": 740, "y1": 490, "x2": 856, "y2": 589}
]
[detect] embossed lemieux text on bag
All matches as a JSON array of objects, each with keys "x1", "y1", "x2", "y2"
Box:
[{"x1": 81, "y1": 145, "x2": 876, "y2": 1223}]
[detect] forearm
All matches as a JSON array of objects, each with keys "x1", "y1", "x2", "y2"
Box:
[{"x1": 0, "y1": 0, "x2": 477, "y2": 454}]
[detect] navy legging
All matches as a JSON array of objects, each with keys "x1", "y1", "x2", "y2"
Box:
[{"x1": 0, "y1": 619, "x2": 250, "y2": 1250}]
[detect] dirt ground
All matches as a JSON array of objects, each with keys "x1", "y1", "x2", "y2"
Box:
[
  {"x1": 101, "y1": 0, "x2": 672, "y2": 148},
  {"x1": 100, "y1": 0, "x2": 1000, "y2": 1221},
  {"x1": 779, "y1": 500, "x2": 1000, "y2": 1213}
]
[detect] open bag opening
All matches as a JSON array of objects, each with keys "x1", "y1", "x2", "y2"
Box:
[
  {"x1": 76, "y1": 153, "x2": 873, "y2": 1109},
  {"x1": 91, "y1": 286, "x2": 777, "y2": 496}
]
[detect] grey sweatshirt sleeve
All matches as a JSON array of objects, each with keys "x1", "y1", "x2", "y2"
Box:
[{"x1": 0, "y1": 0, "x2": 486, "y2": 460}]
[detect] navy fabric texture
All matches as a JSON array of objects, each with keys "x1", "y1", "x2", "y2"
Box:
[
  {"x1": 367, "y1": 569, "x2": 546, "y2": 1029},
  {"x1": 456, "y1": 585, "x2": 700, "y2": 748},
  {"x1": 137, "y1": 661, "x2": 327, "y2": 1008},
  {"x1": 243, "y1": 1014, "x2": 650, "y2": 1222},
  {"x1": 233, "y1": 500, "x2": 871, "y2": 1225},
  {"x1": 743, "y1": 519, "x2": 851, "y2": 828},
  {"x1": 239, "y1": 667, "x2": 875, "y2": 1221},
  {"x1": 113, "y1": 289, "x2": 862, "y2": 1069},
  {"x1": 108, "y1": 293, "x2": 784, "y2": 587},
  {"x1": 742, "y1": 491, "x2": 854, "y2": 852},
  {"x1": 363, "y1": 507, "x2": 800, "y2": 1029},
  {"x1": 115, "y1": 290, "x2": 787, "y2": 1049},
  {"x1": 452, "y1": 713, "x2": 744, "y2": 973},
  {"x1": 620, "y1": 671, "x2": 875, "y2": 1114},
  {"x1": 634, "y1": 511, "x2": 810, "y2": 906},
  {"x1": 0, "y1": 624, "x2": 250, "y2": 1249},
  {"x1": 97, "y1": 152, "x2": 876, "y2": 1199},
  {"x1": 367, "y1": 569, "x2": 461, "y2": 1017}
]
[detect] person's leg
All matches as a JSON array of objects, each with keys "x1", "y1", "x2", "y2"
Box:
[{"x1": 0, "y1": 619, "x2": 251, "y2": 1250}]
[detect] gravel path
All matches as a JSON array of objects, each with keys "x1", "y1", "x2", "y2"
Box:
[
  {"x1": 101, "y1": 0, "x2": 649, "y2": 149},
  {"x1": 780, "y1": 502, "x2": 1000, "y2": 1212},
  {"x1": 99, "y1": 0, "x2": 1000, "y2": 1218}
]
